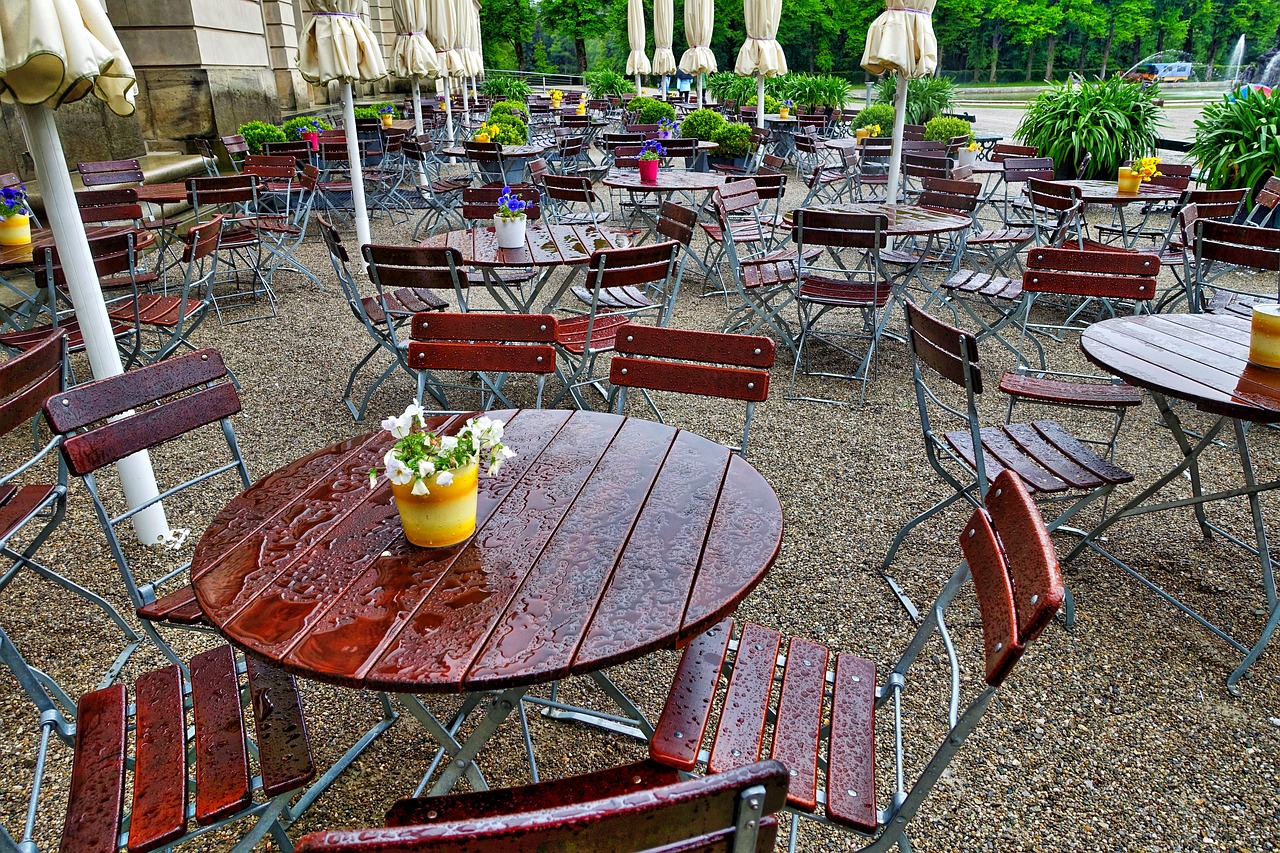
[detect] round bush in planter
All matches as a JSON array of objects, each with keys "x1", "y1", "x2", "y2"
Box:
[
  {"x1": 924, "y1": 116, "x2": 971, "y2": 143},
  {"x1": 709, "y1": 122, "x2": 753, "y2": 169},
  {"x1": 237, "y1": 121, "x2": 285, "y2": 154},
  {"x1": 1192, "y1": 88, "x2": 1280, "y2": 204},
  {"x1": 852, "y1": 104, "x2": 896, "y2": 134},
  {"x1": 629, "y1": 97, "x2": 676, "y2": 125},
  {"x1": 680, "y1": 108, "x2": 726, "y2": 142}
]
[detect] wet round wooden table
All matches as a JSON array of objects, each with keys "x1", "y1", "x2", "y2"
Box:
[
  {"x1": 190, "y1": 408, "x2": 783, "y2": 694},
  {"x1": 786, "y1": 202, "x2": 972, "y2": 236},
  {"x1": 1051, "y1": 179, "x2": 1183, "y2": 206},
  {"x1": 421, "y1": 222, "x2": 639, "y2": 312},
  {"x1": 1078, "y1": 313, "x2": 1280, "y2": 693}
]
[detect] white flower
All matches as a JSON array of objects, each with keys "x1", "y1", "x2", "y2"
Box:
[
  {"x1": 417, "y1": 459, "x2": 436, "y2": 479},
  {"x1": 488, "y1": 445, "x2": 516, "y2": 475},
  {"x1": 439, "y1": 435, "x2": 458, "y2": 452},
  {"x1": 368, "y1": 469, "x2": 378, "y2": 489},
  {"x1": 436, "y1": 470, "x2": 454, "y2": 486},
  {"x1": 405, "y1": 400, "x2": 427, "y2": 428},
  {"x1": 411, "y1": 478, "x2": 430, "y2": 496},
  {"x1": 385, "y1": 455, "x2": 414, "y2": 486},
  {"x1": 382, "y1": 412, "x2": 414, "y2": 439}
]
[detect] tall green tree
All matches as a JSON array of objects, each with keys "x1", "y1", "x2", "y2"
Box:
[
  {"x1": 481, "y1": 0, "x2": 536, "y2": 71},
  {"x1": 537, "y1": 0, "x2": 610, "y2": 73}
]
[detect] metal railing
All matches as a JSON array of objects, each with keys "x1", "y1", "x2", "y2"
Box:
[{"x1": 482, "y1": 69, "x2": 586, "y2": 90}]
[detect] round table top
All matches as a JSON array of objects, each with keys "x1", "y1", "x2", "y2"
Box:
[
  {"x1": 602, "y1": 169, "x2": 726, "y2": 192},
  {"x1": 421, "y1": 222, "x2": 636, "y2": 267},
  {"x1": 971, "y1": 161, "x2": 1004, "y2": 175},
  {"x1": 191, "y1": 409, "x2": 783, "y2": 692},
  {"x1": 790, "y1": 203, "x2": 972, "y2": 236},
  {"x1": 1082, "y1": 314, "x2": 1280, "y2": 423},
  {"x1": 1051, "y1": 179, "x2": 1184, "y2": 205},
  {"x1": 439, "y1": 143, "x2": 550, "y2": 159},
  {"x1": 762, "y1": 114, "x2": 797, "y2": 123}
]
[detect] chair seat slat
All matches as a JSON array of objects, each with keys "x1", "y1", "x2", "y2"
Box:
[
  {"x1": 825, "y1": 654, "x2": 877, "y2": 833},
  {"x1": 771, "y1": 637, "x2": 829, "y2": 812},
  {"x1": 649, "y1": 619, "x2": 734, "y2": 771},
  {"x1": 708, "y1": 623, "x2": 780, "y2": 774},
  {"x1": 59, "y1": 685, "x2": 128, "y2": 853},
  {"x1": 127, "y1": 665, "x2": 187, "y2": 853},
  {"x1": 191, "y1": 645, "x2": 252, "y2": 825}
]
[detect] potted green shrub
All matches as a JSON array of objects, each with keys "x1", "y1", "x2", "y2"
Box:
[
  {"x1": 1191, "y1": 88, "x2": 1280, "y2": 204},
  {"x1": 473, "y1": 113, "x2": 529, "y2": 184},
  {"x1": 482, "y1": 75, "x2": 533, "y2": 101},
  {"x1": 282, "y1": 115, "x2": 333, "y2": 150},
  {"x1": 709, "y1": 122, "x2": 752, "y2": 169},
  {"x1": 680, "y1": 108, "x2": 726, "y2": 141},
  {"x1": 1016, "y1": 76, "x2": 1163, "y2": 179},
  {"x1": 585, "y1": 69, "x2": 636, "y2": 99},
  {"x1": 852, "y1": 104, "x2": 896, "y2": 135},
  {"x1": 628, "y1": 96, "x2": 676, "y2": 125},
  {"x1": 874, "y1": 76, "x2": 956, "y2": 124},
  {"x1": 924, "y1": 116, "x2": 974, "y2": 163},
  {"x1": 237, "y1": 120, "x2": 285, "y2": 154}
]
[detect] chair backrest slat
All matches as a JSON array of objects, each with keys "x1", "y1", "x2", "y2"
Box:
[
  {"x1": 657, "y1": 201, "x2": 697, "y2": 246},
  {"x1": 615, "y1": 324, "x2": 775, "y2": 368},
  {"x1": 182, "y1": 215, "x2": 223, "y2": 265},
  {"x1": 904, "y1": 300, "x2": 982, "y2": 393},
  {"x1": 58, "y1": 382, "x2": 242, "y2": 477},
  {"x1": 584, "y1": 242, "x2": 678, "y2": 291},
  {"x1": 363, "y1": 244, "x2": 464, "y2": 291},
  {"x1": 792, "y1": 209, "x2": 887, "y2": 249},
  {"x1": 960, "y1": 470, "x2": 1064, "y2": 686},
  {"x1": 45, "y1": 348, "x2": 231, "y2": 433},
  {"x1": 1197, "y1": 219, "x2": 1280, "y2": 270},
  {"x1": 0, "y1": 330, "x2": 64, "y2": 437},
  {"x1": 77, "y1": 159, "x2": 143, "y2": 187},
  {"x1": 1022, "y1": 247, "x2": 1160, "y2": 300},
  {"x1": 76, "y1": 188, "x2": 143, "y2": 224},
  {"x1": 295, "y1": 760, "x2": 789, "y2": 852}
]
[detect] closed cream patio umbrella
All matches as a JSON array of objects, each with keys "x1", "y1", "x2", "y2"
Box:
[
  {"x1": 625, "y1": 0, "x2": 650, "y2": 94},
  {"x1": 298, "y1": 0, "x2": 387, "y2": 251},
  {"x1": 861, "y1": 0, "x2": 939, "y2": 201},
  {"x1": 735, "y1": 0, "x2": 787, "y2": 128},
  {"x1": 652, "y1": 0, "x2": 677, "y2": 95},
  {"x1": 425, "y1": 0, "x2": 464, "y2": 142},
  {"x1": 0, "y1": 0, "x2": 170, "y2": 543},
  {"x1": 451, "y1": 0, "x2": 474, "y2": 125},
  {"x1": 680, "y1": 0, "x2": 716, "y2": 107},
  {"x1": 392, "y1": 0, "x2": 440, "y2": 139},
  {"x1": 467, "y1": 0, "x2": 484, "y2": 100}
]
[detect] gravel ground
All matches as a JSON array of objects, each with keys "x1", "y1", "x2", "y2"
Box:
[{"x1": 1, "y1": 150, "x2": 1278, "y2": 852}]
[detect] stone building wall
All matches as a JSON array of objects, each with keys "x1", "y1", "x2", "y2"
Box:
[{"x1": 1, "y1": 0, "x2": 414, "y2": 175}]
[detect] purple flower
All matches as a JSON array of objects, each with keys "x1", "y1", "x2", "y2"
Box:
[
  {"x1": 639, "y1": 139, "x2": 666, "y2": 160},
  {"x1": 1, "y1": 184, "x2": 29, "y2": 218},
  {"x1": 497, "y1": 186, "x2": 528, "y2": 218}
]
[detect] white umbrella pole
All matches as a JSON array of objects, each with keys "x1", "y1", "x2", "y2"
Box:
[
  {"x1": 635, "y1": 74, "x2": 642, "y2": 94},
  {"x1": 461, "y1": 78, "x2": 470, "y2": 126},
  {"x1": 443, "y1": 77, "x2": 455, "y2": 144},
  {"x1": 341, "y1": 81, "x2": 372, "y2": 250},
  {"x1": 697, "y1": 74, "x2": 703, "y2": 108},
  {"x1": 412, "y1": 77, "x2": 425, "y2": 136},
  {"x1": 756, "y1": 75, "x2": 765, "y2": 128},
  {"x1": 18, "y1": 104, "x2": 170, "y2": 544},
  {"x1": 412, "y1": 77, "x2": 427, "y2": 186},
  {"x1": 887, "y1": 75, "x2": 907, "y2": 203}
]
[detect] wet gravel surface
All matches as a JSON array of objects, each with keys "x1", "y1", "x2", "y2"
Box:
[{"x1": 0, "y1": 157, "x2": 1278, "y2": 852}]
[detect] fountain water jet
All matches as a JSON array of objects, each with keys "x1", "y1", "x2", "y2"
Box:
[{"x1": 1224, "y1": 34, "x2": 1246, "y2": 83}]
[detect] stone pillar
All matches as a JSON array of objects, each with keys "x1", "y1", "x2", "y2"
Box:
[
  {"x1": 263, "y1": 0, "x2": 312, "y2": 112},
  {"x1": 108, "y1": 0, "x2": 281, "y2": 147}
]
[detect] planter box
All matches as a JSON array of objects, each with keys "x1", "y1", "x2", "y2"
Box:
[
  {"x1": 707, "y1": 155, "x2": 749, "y2": 171},
  {"x1": 478, "y1": 160, "x2": 526, "y2": 185}
]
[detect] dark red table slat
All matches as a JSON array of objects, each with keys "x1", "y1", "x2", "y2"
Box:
[
  {"x1": 576, "y1": 433, "x2": 731, "y2": 671},
  {"x1": 361, "y1": 411, "x2": 625, "y2": 690},
  {"x1": 1082, "y1": 315, "x2": 1280, "y2": 423},
  {"x1": 465, "y1": 417, "x2": 675, "y2": 688},
  {"x1": 682, "y1": 454, "x2": 783, "y2": 636},
  {"x1": 192, "y1": 412, "x2": 782, "y2": 694}
]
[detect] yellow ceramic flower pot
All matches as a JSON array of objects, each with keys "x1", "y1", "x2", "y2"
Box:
[
  {"x1": 551, "y1": 98, "x2": 562, "y2": 109},
  {"x1": 779, "y1": 108, "x2": 790, "y2": 120},
  {"x1": 381, "y1": 114, "x2": 394, "y2": 128},
  {"x1": 576, "y1": 104, "x2": 586, "y2": 115},
  {"x1": 855, "y1": 129, "x2": 870, "y2": 143},
  {"x1": 0, "y1": 215, "x2": 31, "y2": 247},
  {"x1": 1117, "y1": 167, "x2": 1142, "y2": 194},
  {"x1": 391, "y1": 462, "x2": 479, "y2": 548}
]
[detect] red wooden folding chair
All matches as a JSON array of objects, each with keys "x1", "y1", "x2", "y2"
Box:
[{"x1": 648, "y1": 470, "x2": 1063, "y2": 852}]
